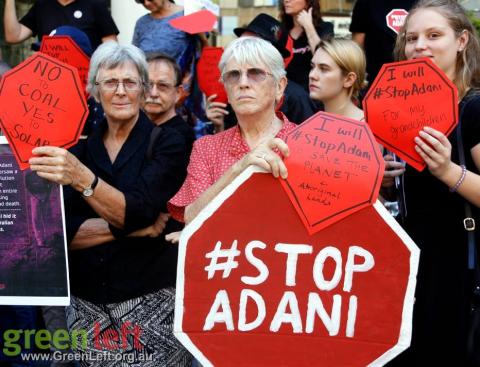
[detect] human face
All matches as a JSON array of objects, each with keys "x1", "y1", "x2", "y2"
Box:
[
  {"x1": 138, "y1": 0, "x2": 168, "y2": 13},
  {"x1": 309, "y1": 48, "x2": 349, "y2": 103},
  {"x1": 404, "y1": 8, "x2": 468, "y2": 81},
  {"x1": 96, "y1": 62, "x2": 142, "y2": 124},
  {"x1": 144, "y1": 61, "x2": 179, "y2": 122},
  {"x1": 283, "y1": 0, "x2": 308, "y2": 16},
  {"x1": 223, "y1": 59, "x2": 284, "y2": 118}
]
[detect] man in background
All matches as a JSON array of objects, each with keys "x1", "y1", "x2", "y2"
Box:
[
  {"x1": 3, "y1": 0, "x2": 118, "y2": 50},
  {"x1": 144, "y1": 53, "x2": 195, "y2": 156},
  {"x1": 350, "y1": 0, "x2": 416, "y2": 88}
]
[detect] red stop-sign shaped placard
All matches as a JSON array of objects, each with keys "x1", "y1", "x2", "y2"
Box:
[
  {"x1": 0, "y1": 53, "x2": 87, "y2": 170},
  {"x1": 40, "y1": 35, "x2": 90, "y2": 96},
  {"x1": 169, "y1": 10, "x2": 217, "y2": 34},
  {"x1": 175, "y1": 167, "x2": 419, "y2": 366},
  {"x1": 363, "y1": 58, "x2": 458, "y2": 171},
  {"x1": 386, "y1": 9, "x2": 409, "y2": 34},
  {"x1": 197, "y1": 47, "x2": 227, "y2": 104},
  {"x1": 281, "y1": 112, "x2": 384, "y2": 234}
]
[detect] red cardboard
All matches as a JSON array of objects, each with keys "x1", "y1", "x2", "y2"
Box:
[
  {"x1": 40, "y1": 35, "x2": 90, "y2": 96},
  {"x1": 281, "y1": 112, "x2": 384, "y2": 234},
  {"x1": 197, "y1": 47, "x2": 228, "y2": 104},
  {"x1": 169, "y1": 10, "x2": 217, "y2": 34},
  {"x1": 175, "y1": 167, "x2": 419, "y2": 367},
  {"x1": 0, "y1": 53, "x2": 88, "y2": 170},
  {"x1": 363, "y1": 58, "x2": 458, "y2": 171}
]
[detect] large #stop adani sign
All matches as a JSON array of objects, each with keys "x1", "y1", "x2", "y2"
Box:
[{"x1": 175, "y1": 167, "x2": 419, "y2": 367}]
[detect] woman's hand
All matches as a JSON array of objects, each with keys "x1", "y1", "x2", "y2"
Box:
[
  {"x1": 206, "y1": 94, "x2": 229, "y2": 133},
  {"x1": 29, "y1": 146, "x2": 92, "y2": 189},
  {"x1": 165, "y1": 231, "x2": 181, "y2": 244},
  {"x1": 236, "y1": 137, "x2": 290, "y2": 179},
  {"x1": 296, "y1": 8, "x2": 314, "y2": 31},
  {"x1": 382, "y1": 154, "x2": 405, "y2": 188},
  {"x1": 128, "y1": 212, "x2": 170, "y2": 238},
  {"x1": 414, "y1": 126, "x2": 454, "y2": 179}
]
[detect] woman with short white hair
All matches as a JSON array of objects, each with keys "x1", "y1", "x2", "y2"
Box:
[
  {"x1": 168, "y1": 37, "x2": 295, "y2": 228},
  {"x1": 29, "y1": 41, "x2": 191, "y2": 366}
]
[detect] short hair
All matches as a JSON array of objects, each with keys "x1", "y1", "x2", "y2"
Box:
[
  {"x1": 315, "y1": 39, "x2": 367, "y2": 99},
  {"x1": 0, "y1": 61, "x2": 11, "y2": 77},
  {"x1": 87, "y1": 41, "x2": 149, "y2": 99},
  {"x1": 394, "y1": 0, "x2": 480, "y2": 98},
  {"x1": 219, "y1": 37, "x2": 286, "y2": 84},
  {"x1": 146, "y1": 52, "x2": 182, "y2": 86}
]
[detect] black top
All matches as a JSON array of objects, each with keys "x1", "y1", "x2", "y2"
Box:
[
  {"x1": 281, "y1": 79, "x2": 318, "y2": 124},
  {"x1": 20, "y1": 0, "x2": 119, "y2": 50},
  {"x1": 161, "y1": 114, "x2": 195, "y2": 157},
  {"x1": 349, "y1": 0, "x2": 416, "y2": 85},
  {"x1": 286, "y1": 22, "x2": 334, "y2": 91},
  {"x1": 65, "y1": 112, "x2": 188, "y2": 304},
  {"x1": 389, "y1": 92, "x2": 480, "y2": 365}
]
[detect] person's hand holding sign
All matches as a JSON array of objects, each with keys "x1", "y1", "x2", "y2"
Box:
[
  {"x1": 237, "y1": 137, "x2": 290, "y2": 180},
  {"x1": 414, "y1": 126, "x2": 454, "y2": 180},
  {"x1": 29, "y1": 146, "x2": 88, "y2": 187},
  {"x1": 382, "y1": 154, "x2": 405, "y2": 189},
  {"x1": 206, "y1": 94, "x2": 229, "y2": 133}
]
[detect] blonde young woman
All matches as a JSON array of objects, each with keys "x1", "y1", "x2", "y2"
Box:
[
  {"x1": 308, "y1": 39, "x2": 366, "y2": 120},
  {"x1": 387, "y1": 0, "x2": 480, "y2": 365}
]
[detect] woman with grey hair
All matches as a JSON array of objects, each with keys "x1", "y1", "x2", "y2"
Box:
[
  {"x1": 29, "y1": 41, "x2": 191, "y2": 366},
  {"x1": 168, "y1": 36, "x2": 295, "y2": 231}
]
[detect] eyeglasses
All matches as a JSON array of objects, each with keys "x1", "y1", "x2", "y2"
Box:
[
  {"x1": 135, "y1": 0, "x2": 153, "y2": 4},
  {"x1": 147, "y1": 81, "x2": 177, "y2": 93},
  {"x1": 221, "y1": 68, "x2": 273, "y2": 85},
  {"x1": 95, "y1": 78, "x2": 142, "y2": 92}
]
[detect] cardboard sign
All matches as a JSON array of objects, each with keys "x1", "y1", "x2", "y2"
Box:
[
  {"x1": 40, "y1": 35, "x2": 90, "y2": 96},
  {"x1": 169, "y1": 10, "x2": 217, "y2": 34},
  {"x1": 281, "y1": 112, "x2": 384, "y2": 234},
  {"x1": 386, "y1": 9, "x2": 409, "y2": 34},
  {"x1": 363, "y1": 58, "x2": 458, "y2": 171},
  {"x1": 175, "y1": 167, "x2": 419, "y2": 367},
  {"x1": 0, "y1": 136, "x2": 69, "y2": 306},
  {"x1": 197, "y1": 47, "x2": 227, "y2": 104},
  {"x1": 0, "y1": 53, "x2": 88, "y2": 170},
  {"x1": 184, "y1": 0, "x2": 220, "y2": 30}
]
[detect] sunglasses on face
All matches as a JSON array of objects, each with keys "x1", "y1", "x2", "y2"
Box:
[
  {"x1": 221, "y1": 68, "x2": 273, "y2": 85},
  {"x1": 135, "y1": 0, "x2": 153, "y2": 4}
]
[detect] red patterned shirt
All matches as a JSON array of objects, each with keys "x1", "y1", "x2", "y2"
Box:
[{"x1": 168, "y1": 115, "x2": 296, "y2": 221}]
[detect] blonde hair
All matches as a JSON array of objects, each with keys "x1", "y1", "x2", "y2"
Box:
[
  {"x1": 394, "y1": 0, "x2": 480, "y2": 99},
  {"x1": 315, "y1": 39, "x2": 367, "y2": 99}
]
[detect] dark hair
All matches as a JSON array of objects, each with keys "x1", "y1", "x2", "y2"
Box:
[
  {"x1": 145, "y1": 52, "x2": 182, "y2": 86},
  {"x1": 279, "y1": 0, "x2": 323, "y2": 30},
  {"x1": 394, "y1": 0, "x2": 480, "y2": 98}
]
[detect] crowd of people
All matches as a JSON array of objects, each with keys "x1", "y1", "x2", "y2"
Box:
[{"x1": 1, "y1": 0, "x2": 480, "y2": 366}]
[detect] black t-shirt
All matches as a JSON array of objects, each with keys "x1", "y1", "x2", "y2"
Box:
[
  {"x1": 286, "y1": 22, "x2": 334, "y2": 91},
  {"x1": 20, "y1": 0, "x2": 119, "y2": 50},
  {"x1": 349, "y1": 0, "x2": 416, "y2": 85},
  {"x1": 157, "y1": 114, "x2": 195, "y2": 158}
]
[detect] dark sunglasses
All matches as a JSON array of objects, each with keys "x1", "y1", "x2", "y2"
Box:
[{"x1": 135, "y1": 0, "x2": 152, "y2": 4}]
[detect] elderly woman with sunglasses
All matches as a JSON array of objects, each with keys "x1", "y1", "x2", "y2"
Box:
[
  {"x1": 29, "y1": 42, "x2": 191, "y2": 366},
  {"x1": 168, "y1": 37, "x2": 294, "y2": 229}
]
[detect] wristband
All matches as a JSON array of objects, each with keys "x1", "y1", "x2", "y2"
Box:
[{"x1": 449, "y1": 165, "x2": 467, "y2": 193}]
